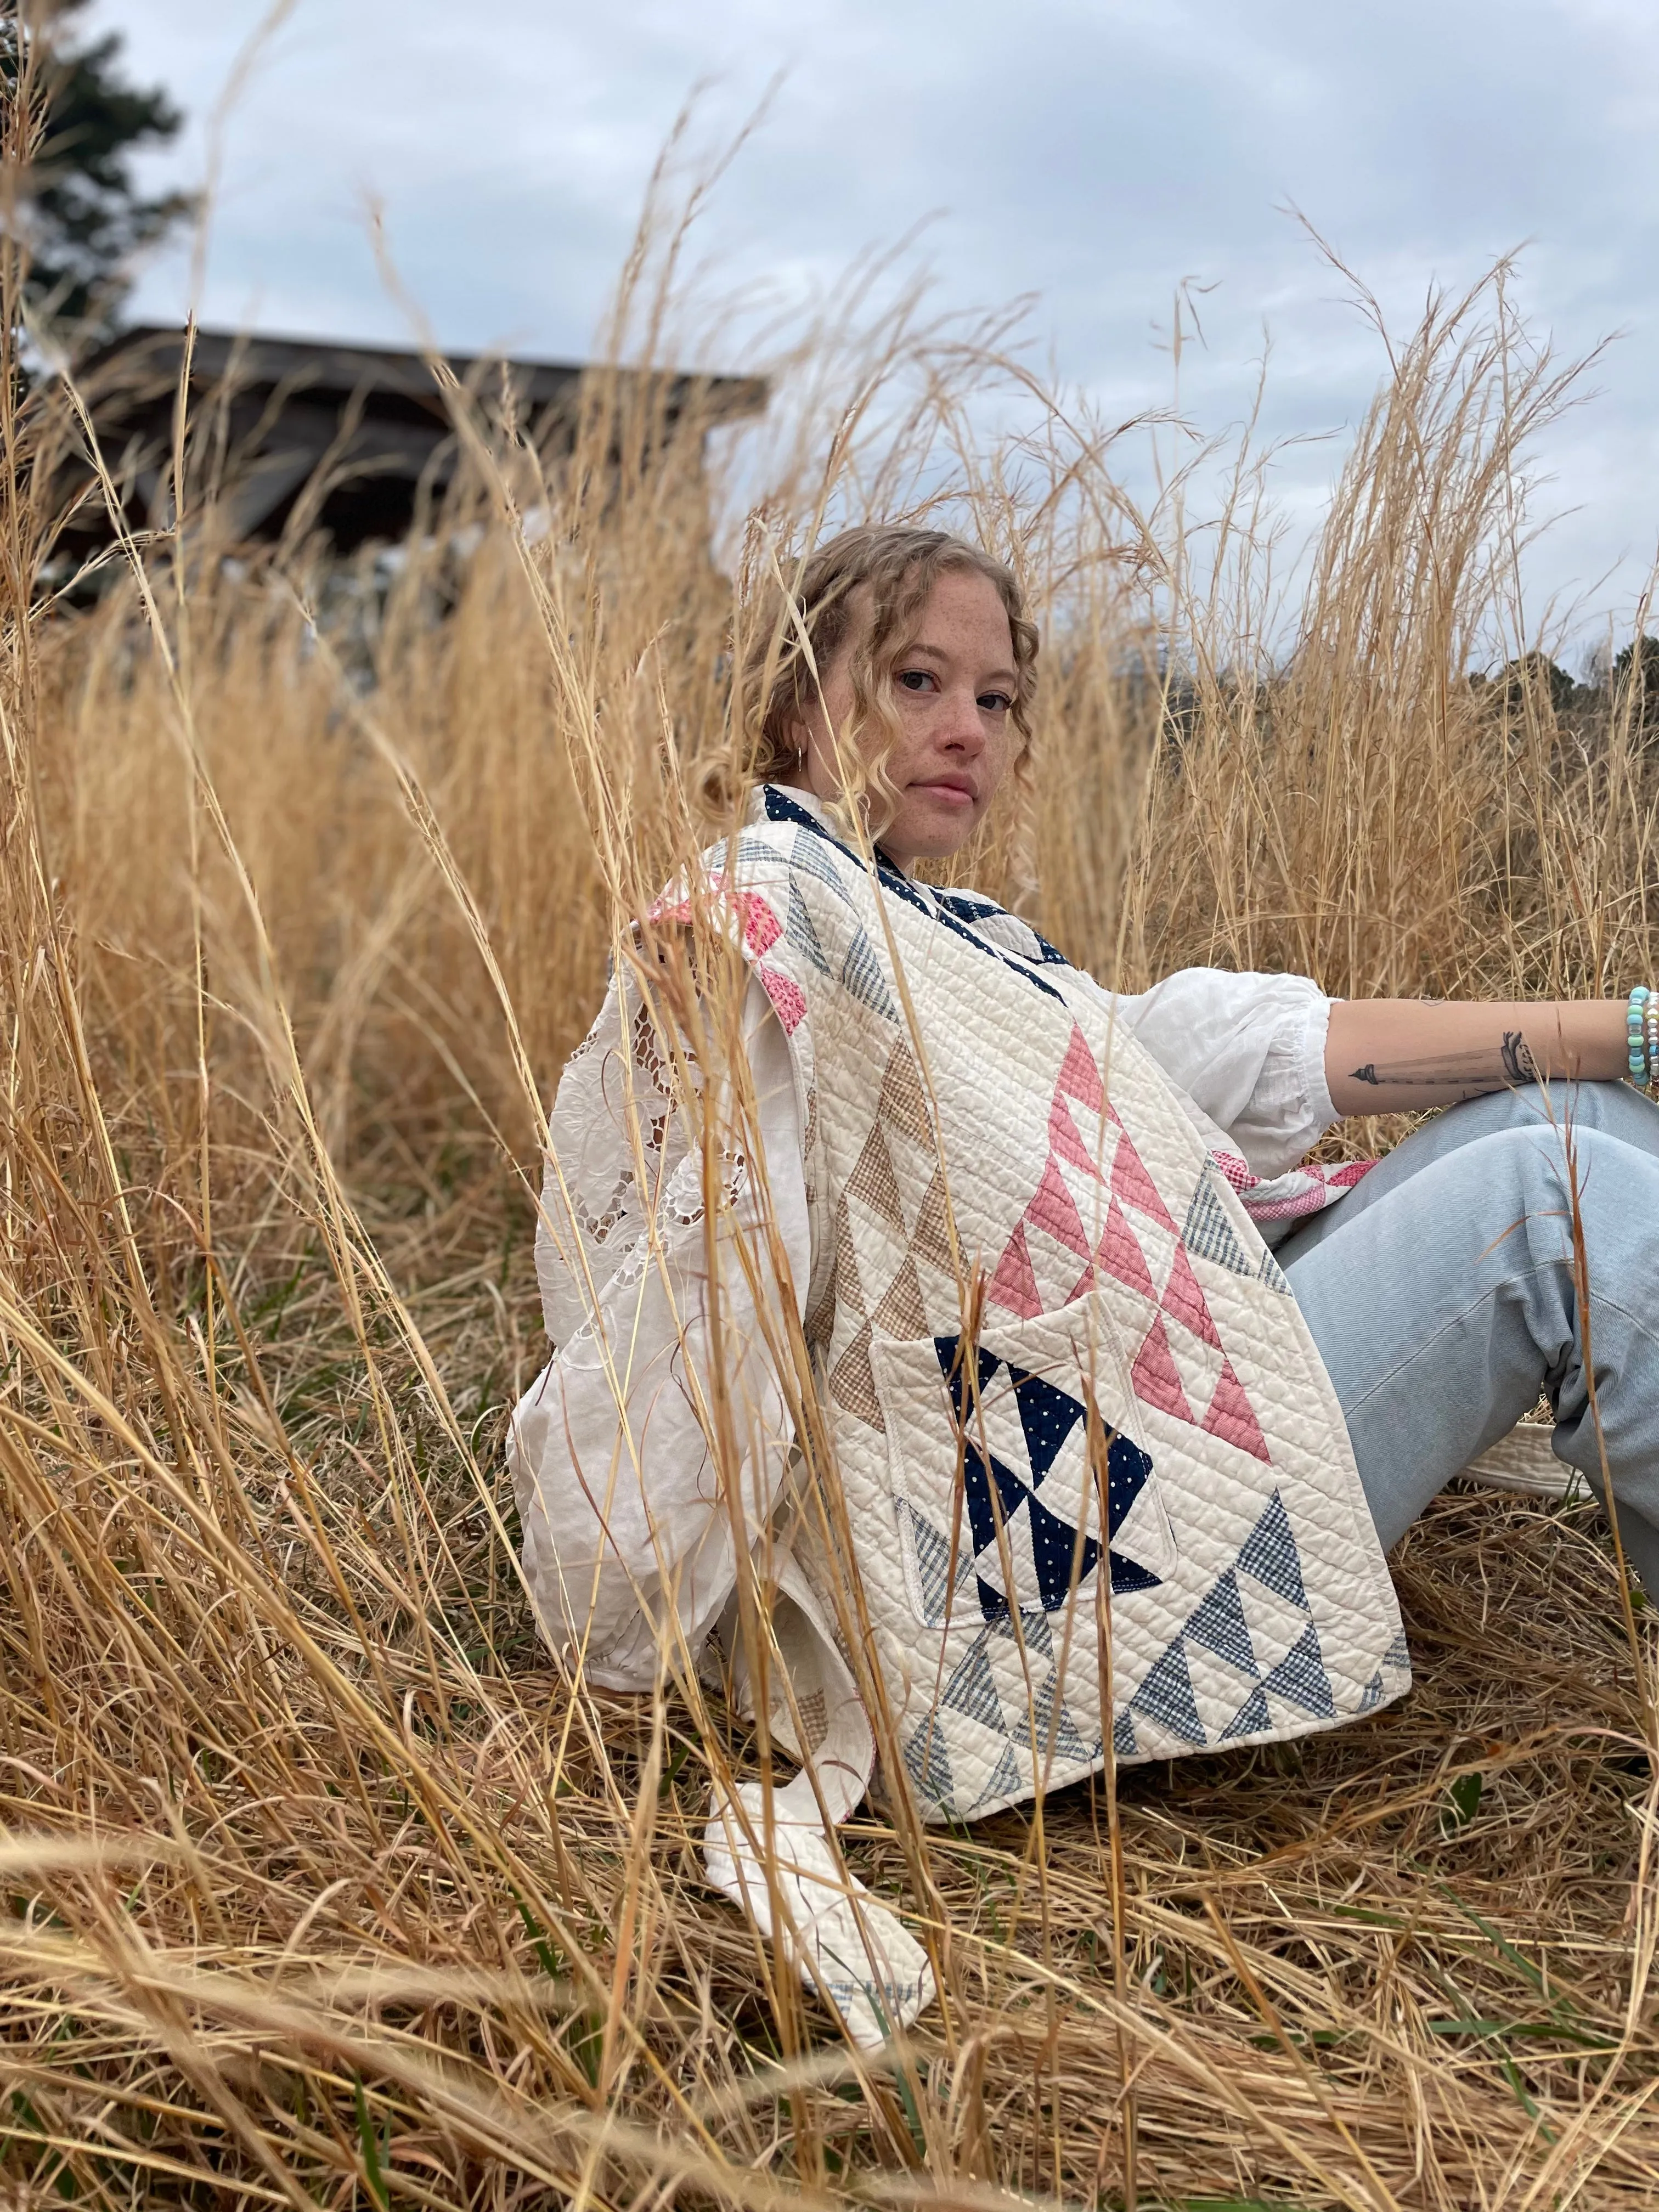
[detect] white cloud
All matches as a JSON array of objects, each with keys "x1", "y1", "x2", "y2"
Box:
[{"x1": 84, "y1": 0, "x2": 1659, "y2": 650}]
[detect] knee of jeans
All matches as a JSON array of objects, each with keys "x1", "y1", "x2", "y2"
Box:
[
  {"x1": 1502, "y1": 1119, "x2": 1659, "y2": 1242},
  {"x1": 1430, "y1": 1125, "x2": 1585, "y2": 1255},
  {"x1": 1430, "y1": 1086, "x2": 1552, "y2": 1143},
  {"x1": 1437, "y1": 1081, "x2": 1652, "y2": 1148},
  {"x1": 1556, "y1": 1077, "x2": 1659, "y2": 1149}
]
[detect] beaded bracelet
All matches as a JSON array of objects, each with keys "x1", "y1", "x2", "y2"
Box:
[{"x1": 1627, "y1": 984, "x2": 1657, "y2": 1086}]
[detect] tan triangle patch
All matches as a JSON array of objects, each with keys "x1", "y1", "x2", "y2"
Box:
[
  {"x1": 878, "y1": 1041, "x2": 934, "y2": 1147},
  {"x1": 910, "y1": 1169, "x2": 956, "y2": 1274},
  {"x1": 803, "y1": 1290, "x2": 835, "y2": 1358},
  {"x1": 831, "y1": 1196, "x2": 867, "y2": 1320},
  {"x1": 847, "y1": 1121, "x2": 906, "y2": 1232},
  {"x1": 828, "y1": 1317, "x2": 883, "y2": 1430},
  {"x1": 872, "y1": 1252, "x2": 929, "y2": 1341}
]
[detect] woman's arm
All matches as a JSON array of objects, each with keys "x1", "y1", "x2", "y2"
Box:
[
  {"x1": 1325, "y1": 1000, "x2": 1632, "y2": 1116},
  {"x1": 510, "y1": 974, "x2": 810, "y2": 1688},
  {"x1": 1108, "y1": 967, "x2": 1336, "y2": 1176}
]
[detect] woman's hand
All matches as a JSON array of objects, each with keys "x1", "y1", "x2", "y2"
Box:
[{"x1": 1325, "y1": 1000, "x2": 1634, "y2": 1117}]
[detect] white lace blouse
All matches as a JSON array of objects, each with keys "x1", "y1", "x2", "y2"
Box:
[{"x1": 509, "y1": 802, "x2": 1338, "y2": 1695}]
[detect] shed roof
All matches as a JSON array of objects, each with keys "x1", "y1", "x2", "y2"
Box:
[{"x1": 66, "y1": 325, "x2": 768, "y2": 552}]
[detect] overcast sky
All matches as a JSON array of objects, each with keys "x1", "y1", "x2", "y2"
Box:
[{"x1": 87, "y1": 0, "x2": 1659, "y2": 661}]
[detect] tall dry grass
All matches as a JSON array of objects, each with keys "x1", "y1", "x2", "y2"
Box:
[{"x1": 5, "y1": 75, "x2": 1659, "y2": 2206}]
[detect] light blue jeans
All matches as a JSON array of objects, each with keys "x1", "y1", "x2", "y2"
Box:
[{"x1": 1279, "y1": 1082, "x2": 1659, "y2": 1593}]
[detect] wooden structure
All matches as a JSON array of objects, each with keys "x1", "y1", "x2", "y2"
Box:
[{"x1": 64, "y1": 325, "x2": 768, "y2": 554}]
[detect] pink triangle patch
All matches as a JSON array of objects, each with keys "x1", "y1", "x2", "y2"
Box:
[
  {"x1": 1111, "y1": 1130, "x2": 1176, "y2": 1229},
  {"x1": 1161, "y1": 1241, "x2": 1221, "y2": 1347},
  {"x1": 1201, "y1": 1357, "x2": 1271, "y2": 1462},
  {"x1": 1130, "y1": 1316, "x2": 1194, "y2": 1423},
  {"x1": 1057, "y1": 1023, "x2": 1104, "y2": 1111},
  {"x1": 988, "y1": 1223, "x2": 1043, "y2": 1318},
  {"x1": 1049, "y1": 1093, "x2": 1107, "y2": 1180},
  {"x1": 758, "y1": 965, "x2": 806, "y2": 1035},
  {"x1": 1095, "y1": 1200, "x2": 1158, "y2": 1300},
  {"x1": 1026, "y1": 1158, "x2": 1093, "y2": 1260}
]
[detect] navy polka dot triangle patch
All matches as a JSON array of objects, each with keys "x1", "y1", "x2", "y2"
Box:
[{"x1": 933, "y1": 1334, "x2": 1163, "y2": 1622}]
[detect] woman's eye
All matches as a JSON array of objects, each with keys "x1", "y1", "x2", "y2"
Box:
[
  {"x1": 979, "y1": 690, "x2": 1013, "y2": 713},
  {"x1": 896, "y1": 668, "x2": 936, "y2": 693}
]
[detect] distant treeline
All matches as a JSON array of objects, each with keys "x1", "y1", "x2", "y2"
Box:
[
  {"x1": 1469, "y1": 639, "x2": 1659, "y2": 725},
  {"x1": 1149, "y1": 636, "x2": 1659, "y2": 749}
]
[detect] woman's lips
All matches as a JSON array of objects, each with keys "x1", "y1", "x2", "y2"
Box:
[{"x1": 916, "y1": 778, "x2": 976, "y2": 804}]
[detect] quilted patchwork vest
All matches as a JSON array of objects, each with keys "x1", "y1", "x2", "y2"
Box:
[{"x1": 707, "y1": 786, "x2": 1409, "y2": 1821}]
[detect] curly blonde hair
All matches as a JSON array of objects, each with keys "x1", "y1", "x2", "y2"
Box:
[{"x1": 699, "y1": 525, "x2": 1040, "y2": 843}]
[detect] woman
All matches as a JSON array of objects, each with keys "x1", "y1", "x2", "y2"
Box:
[{"x1": 511, "y1": 526, "x2": 1659, "y2": 2046}]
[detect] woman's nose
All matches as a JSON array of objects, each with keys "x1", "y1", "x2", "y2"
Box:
[{"x1": 938, "y1": 685, "x2": 986, "y2": 749}]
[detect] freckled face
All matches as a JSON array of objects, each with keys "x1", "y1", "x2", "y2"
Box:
[{"x1": 786, "y1": 568, "x2": 1020, "y2": 867}]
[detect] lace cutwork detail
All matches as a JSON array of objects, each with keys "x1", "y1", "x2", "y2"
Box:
[
  {"x1": 580, "y1": 1170, "x2": 636, "y2": 1245},
  {"x1": 632, "y1": 997, "x2": 691, "y2": 1105},
  {"x1": 663, "y1": 1142, "x2": 751, "y2": 1232},
  {"x1": 534, "y1": 960, "x2": 764, "y2": 1353}
]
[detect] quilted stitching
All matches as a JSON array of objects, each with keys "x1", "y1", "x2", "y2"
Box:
[{"x1": 718, "y1": 796, "x2": 1408, "y2": 1820}]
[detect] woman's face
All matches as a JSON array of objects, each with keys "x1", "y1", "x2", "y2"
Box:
[{"x1": 786, "y1": 567, "x2": 1020, "y2": 868}]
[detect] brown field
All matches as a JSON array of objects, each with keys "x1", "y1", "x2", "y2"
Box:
[{"x1": 5, "y1": 122, "x2": 1659, "y2": 2209}]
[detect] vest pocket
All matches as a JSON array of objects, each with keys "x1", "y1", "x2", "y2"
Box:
[{"x1": 868, "y1": 1295, "x2": 1177, "y2": 1633}]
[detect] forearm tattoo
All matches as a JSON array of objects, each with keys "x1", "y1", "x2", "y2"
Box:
[
  {"x1": 1348, "y1": 1029, "x2": 1537, "y2": 1091},
  {"x1": 1500, "y1": 1029, "x2": 1538, "y2": 1082}
]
